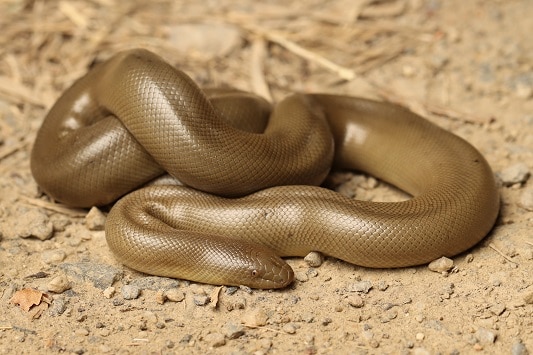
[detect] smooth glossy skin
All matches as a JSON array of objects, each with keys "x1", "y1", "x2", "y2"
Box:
[{"x1": 31, "y1": 49, "x2": 500, "y2": 288}]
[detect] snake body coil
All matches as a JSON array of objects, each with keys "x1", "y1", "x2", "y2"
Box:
[{"x1": 31, "y1": 49, "x2": 499, "y2": 288}]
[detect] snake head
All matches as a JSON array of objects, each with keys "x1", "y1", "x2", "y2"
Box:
[
  {"x1": 247, "y1": 250, "x2": 294, "y2": 289},
  {"x1": 225, "y1": 243, "x2": 294, "y2": 289}
]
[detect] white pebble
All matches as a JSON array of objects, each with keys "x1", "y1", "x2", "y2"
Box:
[
  {"x1": 499, "y1": 163, "x2": 530, "y2": 186},
  {"x1": 428, "y1": 257, "x2": 454, "y2": 272},
  {"x1": 122, "y1": 285, "x2": 141, "y2": 300},
  {"x1": 85, "y1": 207, "x2": 106, "y2": 231},
  {"x1": 519, "y1": 187, "x2": 533, "y2": 211},
  {"x1": 47, "y1": 274, "x2": 71, "y2": 293},
  {"x1": 304, "y1": 251, "x2": 324, "y2": 267}
]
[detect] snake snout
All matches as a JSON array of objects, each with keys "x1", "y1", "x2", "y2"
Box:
[{"x1": 247, "y1": 248, "x2": 294, "y2": 289}]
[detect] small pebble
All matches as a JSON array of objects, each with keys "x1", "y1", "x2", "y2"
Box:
[
  {"x1": 103, "y1": 287, "x2": 115, "y2": 299},
  {"x1": 322, "y1": 318, "x2": 332, "y2": 326},
  {"x1": 204, "y1": 332, "x2": 225, "y2": 347},
  {"x1": 490, "y1": 303, "x2": 506, "y2": 316},
  {"x1": 49, "y1": 296, "x2": 67, "y2": 316},
  {"x1": 122, "y1": 285, "x2": 141, "y2": 300},
  {"x1": 75, "y1": 328, "x2": 89, "y2": 337},
  {"x1": 241, "y1": 308, "x2": 268, "y2": 327},
  {"x1": 85, "y1": 207, "x2": 106, "y2": 231},
  {"x1": 41, "y1": 250, "x2": 67, "y2": 264},
  {"x1": 475, "y1": 328, "x2": 497, "y2": 345},
  {"x1": 193, "y1": 294, "x2": 210, "y2": 306},
  {"x1": 377, "y1": 281, "x2": 389, "y2": 291},
  {"x1": 347, "y1": 294, "x2": 364, "y2": 308},
  {"x1": 519, "y1": 187, "x2": 533, "y2": 211},
  {"x1": 47, "y1": 274, "x2": 71, "y2": 293},
  {"x1": 165, "y1": 288, "x2": 185, "y2": 302},
  {"x1": 428, "y1": 257, "x2": 454, "y2": 272},
  {"x1": 165, "y1": 340, "x2": 175, "y2": 349},
  {"x1": 499, "y1": 163, "x2": 530, "y2": 186},
  {"x1": 295, "y1": 272, "x2": 309, "y2": 283},
  {"x1": 282, "y1": 323, "x2": 298, "y2": 334},
  {"x1": 348, "y1": 281, "x2": 373, "y2": 293},
  {"x1": 16, "y1": 209, "x2": 54, "y2": 240},
  {"x1": 511, "y1": 340, "x2": 529, "y2": 355},
  {"x1": 304, "y1": 252, "x2": 324, "y2": 267},
  {"x1": 224, "y1": 322, "x2": 245, "y2": 339},
  {"x1": 416, "y1": 333, "x2": 425, "y2": 341},
  {"x1": 155, "y1": 290, "x2": 165, "y2": 304}
]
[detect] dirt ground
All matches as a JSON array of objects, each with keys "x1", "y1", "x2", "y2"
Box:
[{"x1": 0, "y1": 0, "x2": 532, "y2": 354}]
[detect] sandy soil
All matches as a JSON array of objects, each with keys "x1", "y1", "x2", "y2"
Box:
[{"x1": 0, "y1": 0, "x2": 532, "y2": 354}]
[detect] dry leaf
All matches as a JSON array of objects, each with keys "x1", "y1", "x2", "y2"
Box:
[{"x1": 10, "y1": 288, "x2": 51, "y2": 313}]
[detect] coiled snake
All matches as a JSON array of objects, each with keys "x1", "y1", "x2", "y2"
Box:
[{"x1": 31, "y1": 49, "x2": 499, "y2": 288}]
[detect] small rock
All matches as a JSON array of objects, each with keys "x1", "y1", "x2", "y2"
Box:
[
  {"x1": 519, "y1": 188, "x2": 533, "y2": 211},
  {"x1": 347, "y1": 281, "x2": 373, "y2": 293},
  {"x1": 224, "y1": 322, "x2": 245, "y2": 339},
  {"x1": 428, "y1": 257, "x2": 454, "y2": 272},
  {"x1": 85, "y1": 207, "x2": 106, "y2": 231},
  {"x1": 282, "y1": 323, "x2": 298, "y2": 334},
  {"x1": 416, "y1": 333, "x2": 425, "y2": 340},
  {"x1": 204, "y1": 332, "x2": 225, "y2": 347},
  {"x1": 180, "y1": 334, "x2": 192, "y2": 345},
  {"x1": 47, "y1": 275, "x2": 71, "y2": 293},
  {"x1": 377, "y1": 281, "x2": 389, "y2": 291},
  {"x1": 155, "y1": 290, "x2": 165, "y2": 304},
  {"x1": 42, "y1": 250, "x2": 67, "y2": 264},
  {"x1": 512, "y1": 340, "x2": 529, "y2": 355},
  {"x1": 59, "y1": 262, "x2": 122, "y2": 290},
  {"x1": 193, "y1": 294, "x2": 210, "y2": 306},
  {"x1": 295, "y1": 272, "x2": 309, "y2": 283},
  {"x1": 475, "y1": 328, "x2": 497, "y2": 345},
  {"x1": 499, "y1": 163, "x2": 530, "y2": 186},
  {"x1": 122, "y1": 285, "x2": 141, "y2": 300},
  {"x1": 490, "y1": 303, "x2": 506, "y2": 316},
  {"x1": 304, "y1": 252, "x2": 324, "y2": 267},
  {"x1": 142, "y1": 311, "x2": 158, "y2": 324},
  {"x1": 75, "y1": 328, "x2": 89, "y2": 337},
  {"x1": 16, "y1": 209, "x2": 54, "y2": 240},
  {"x1": 49, "y1": 296, "x2": 67, "y2": 316},
  {"x1": 347, "y1": 294, "x2": 364, "y2": 308},
  {"x1": 241, "y1": 308, "x2": 268, "y2": 327},
  {"x1": 165, "y1": 288, "x2": 185, "y2": 302},
  {"x1": 103, "y1": 287, "x2": 115, "y2": 299},
  {"x1": 129, "y1": 276, "x2": 179, "y2": 291}
]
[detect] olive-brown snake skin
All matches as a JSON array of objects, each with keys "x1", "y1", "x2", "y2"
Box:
[{"x1": 31, "y1": 49, "x2": 499, "y2": 289}]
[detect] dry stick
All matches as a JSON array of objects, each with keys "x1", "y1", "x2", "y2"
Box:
[
  {"x1": 233, "y1": 17, "x2": 489, "y2": 124},
  {"x1": 0, "y1": 139, "x2": 31, "y2": 161},
  {"x1": 488, "y1": 243, "x2": 518, "y2": 265},
  {"x1": 20, "y1": 197, "x2": 87, "y2": 218},
  {"x1": 250, "y1": 37, "x2": 273, "y2": 102},
  {"x1": 236, "y1": 21, "x2": 356, "y2": 81},
  {"x1": 0, "y1": 76, "x2": 45, "y2": 107}
]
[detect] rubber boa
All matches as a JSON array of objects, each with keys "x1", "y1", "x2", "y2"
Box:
[{"x1": 31, "y1": 49, "x2": 499, "y2": 288}]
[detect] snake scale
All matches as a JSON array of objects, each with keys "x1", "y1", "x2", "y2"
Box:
[{"x1": 31, "y1": 49, "x2": 499, "y2": 288}]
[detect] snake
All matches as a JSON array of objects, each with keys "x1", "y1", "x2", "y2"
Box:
[{"x1": 31, "y1": 49, "x2": 500, "y2": 289}]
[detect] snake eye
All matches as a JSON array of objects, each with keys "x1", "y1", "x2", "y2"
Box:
[{"x1": 251, "y1": 269, "x2": 258, "y2": 278}]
